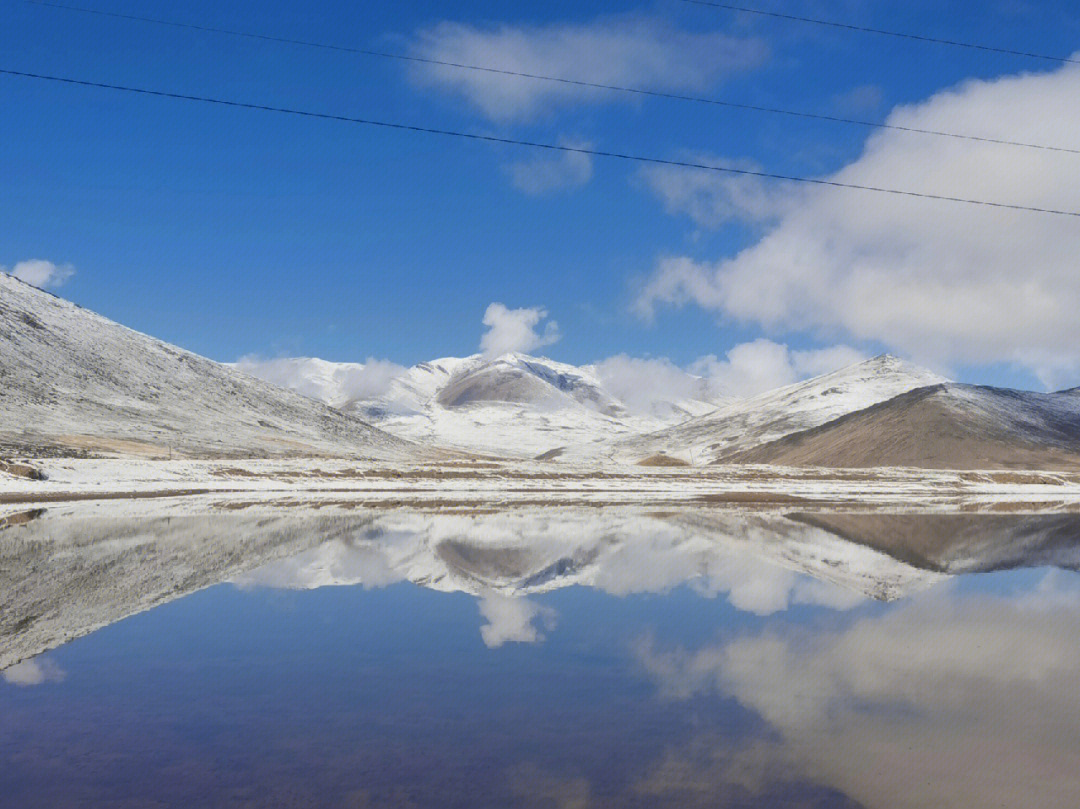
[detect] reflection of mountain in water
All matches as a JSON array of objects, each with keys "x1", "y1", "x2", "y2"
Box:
[
  {"x1": 0, "y1": 512, "x2": 373, "y2": 670},
  {"x1": 791, "y1": 512, "x2": 1080, "y2": 573},
  {"x1": 3, "y1": 506, "x2": 1080, "y2": 671}
]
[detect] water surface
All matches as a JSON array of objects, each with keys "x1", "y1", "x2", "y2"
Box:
[{"x1": 2, "y1": 507, "x2": 1078, "y2": 808}]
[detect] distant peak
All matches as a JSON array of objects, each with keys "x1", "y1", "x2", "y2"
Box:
[
  {"x1": 856, "y1": 353, "x2": 943, "y2": 377},
  {"x1": 497, "y1": 351, "x2": 548, "y2": 363}
]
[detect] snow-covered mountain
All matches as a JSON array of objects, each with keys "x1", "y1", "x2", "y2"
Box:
[
  {"x1": 731, "y1": 383, "x2": 1080, "y2": 470},
  {"x1": 240, "y1": 352, "x2": 729, "y2": 458},
  {"x1": 0, "y1": 273, "x2": 418, "y2": 460},
  {"x1": 8, "y1": 272, "x2": 1075, "y2": 468},
  {"x1": 556, "y1": 355, "x2": 948, "y2": 464}
]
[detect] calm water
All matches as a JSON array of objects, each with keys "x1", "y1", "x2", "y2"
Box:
[{"x1": 2, "y1": 509, "x2": 1079, "y2": 808}]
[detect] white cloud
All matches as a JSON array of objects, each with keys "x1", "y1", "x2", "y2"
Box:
[
  {"x1": 477, "y1": 592, "x2": 556, "y2": 648},
  {"x1": 4, "y1": 259, "x2": 75, "y2": 289},
  {"x1": 232, "y1": 356, "x2": 407, "y2": 407},
  {"x1": 636, "y1": 574, "x2": 1080, "y2": 809},
  {"x1": 590, "y1": 354, "x2": 724, "y2": 414},
  {"x1": 232, "y1": 539, "x2": 406, "y2": 591},
  {"x1": 639, "y1": 157, "x2": 793, "y2": 229},
  {"x1": 592, "y1": 341, "x2": 864, "y2": 406},
  {"x1": 409, "y1": 16, "x2": 767, "y2": 122},
  {"x1": 634, "y1": 58, "x2": 1080, "y2": 388},
  {"x1": 480, "y1": 303, "x2": 560, "y2": 358},
  {"x1": 593, "y1": 534, "x2": 868, "y2": 615},
  {"x1": 2, "y1": 657, "x2": 65, "y2": 687},
  {"x1": 690, "y1": 339, "x2": 867, "y2": 398},
  {"x1": 507, "y1": 138, "x2": 593, "y2": 194}
]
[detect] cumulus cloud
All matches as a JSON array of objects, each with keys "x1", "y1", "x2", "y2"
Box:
[
  {"x1": 689, "y1": 339, "x2": 868, "y2": 398},
  {"x1": 639, "y1": 157, "x2": 793, "y2": 229},
  {"x1": 480, "y1": 303, "x2": 560, "y2": 358},
  {"x1": 2, "y1": 657, "x2": 65, "y2": 687},
  {"x1": 635, "y1": 58, "x2": 1080, "y2": 388},
  {"x1": 233, "y1": 356, "x2": 407, "y2": 407},
  {"x1": 409, "y1": 16, "x2": 767, "y2": 121},
  {"x1": 3, "y1": 259, "x2": 75, "y2": 289},
  {"x1": 590, "y1": 354, "x2": 724, "y2": 415},
  {"x1": 507, "y1": 138, "x2": 593, "y2": 194},
  {"x1": 477, "y1": 592, "x2": 556, "y2": 648},
  {"x1": 592, "y1": 532, "x2": 868, "y2": 615},
  {"x1": 232, "y1": 539, "x2": 406, "y2": 591},
  {"x1": 592, "y1": 341, "x2": 864, "y2": 406},
  {"x1": 636, "y1": 574, "x2": 1080, "y2": 809}
]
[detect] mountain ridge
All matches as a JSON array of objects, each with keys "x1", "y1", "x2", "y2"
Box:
[
  {"x1": 554, "y1": 354, "x2": 947, "y2": 464},
  {"x1": 0, "y1": 273, "x2": 421, "y2": 460},
  {"x1": 241, "y1": 351, "x2": 730, "y2": 458},
  {"x1": 726, "y1": 382, "x2": 1080, "y2": 469}
]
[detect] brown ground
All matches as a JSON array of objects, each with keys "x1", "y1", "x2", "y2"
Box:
[
  {"x1": 637, "y1": 454, "x2": 691, "y2": 467},
  {"x1": 0, "y1": 459, "x2": 46, "y2": 480},
  {"x1": 50, "y1": 435, "x2": 181, "y2": 459},
  {"x1": 726, "y1": 387, "x2": 1080, "y2": 471},
  {"x1": 0, "y1": 508, "x2": 46, "y2": 529},
  {"x1": 0, "y1": 489, "x2": 221, "y2": 504}
]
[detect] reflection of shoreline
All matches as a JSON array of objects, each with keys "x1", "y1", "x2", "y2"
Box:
[{"x1": 4, "y1": 507, "x2": 1079, "y2": 673}]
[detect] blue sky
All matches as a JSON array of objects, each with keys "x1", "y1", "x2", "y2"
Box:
[{"x1": 4, "y1": 0, "x2": 1080, "y2": 391}]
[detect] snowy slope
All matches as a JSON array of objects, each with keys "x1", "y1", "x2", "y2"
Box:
[
  {"x1": 0, "y1": 273, "x2": 419, "y2": 459},
  {"x1": 557, "y1": 355, "x2": 947, "y2": 465},
  {"x1": 730, "y1": 383, "x2": 1080, "y2": 470},
  {"x1": 241, "y1": 352, "x2": 728, "y2": 458}
]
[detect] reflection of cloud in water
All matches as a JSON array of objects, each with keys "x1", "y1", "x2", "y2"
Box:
[
  {"x1": 596, "y1": 543, "x2": 869, "y2": 614},
  {"x1": 637, "y1": 571, "x2": 1080, "y2": 809},
  {"x1": 477, "y1": 592, "x2": 556, "y2": 648},
  {"x1": 11, "y1": 508, "x2": 1080, "y2": 671},
  {"x1": 234, "y1": 513, "x2": 902, "y2": 646},
  {"x1": 631, "y1": 735, "x2": 859, "y2": 809},
  {"x1": 2, "y1": 656, "x2": 64, "y2": 687},
  {"x1": 237, "y1": 511, "x2": 924, "y2": 614},
  {"x1": 235, "y1": 537, "x2": 407, "y2": 591}
]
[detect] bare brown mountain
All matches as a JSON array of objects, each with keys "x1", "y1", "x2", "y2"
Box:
[{"x1": 725, "y1": 384, "x2": 1080, "y2": 470}]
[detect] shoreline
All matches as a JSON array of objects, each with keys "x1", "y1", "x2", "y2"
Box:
[{"x1": 4, "y1": 457, "x2": 1080, "y2": 514}]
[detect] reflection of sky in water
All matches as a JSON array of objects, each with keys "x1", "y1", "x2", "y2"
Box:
[{"x1": 3, "y1": 560, "x2": 1079, "y2": 808}]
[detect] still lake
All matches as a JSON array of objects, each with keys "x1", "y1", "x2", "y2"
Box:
[{"x1": 2, "y1": 508, "x2": 1079, "y2": 808}]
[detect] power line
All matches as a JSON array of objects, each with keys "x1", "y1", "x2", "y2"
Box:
[
  {"x1": 677, "y1": 0, "x2": 1080, "y2": 65},
  {"x1": 25, "y1": 0, "x2": 1080, "y2": 156},
  {"x1": 3, "y1": 66, "x2": 1079, "y2": 217}
]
